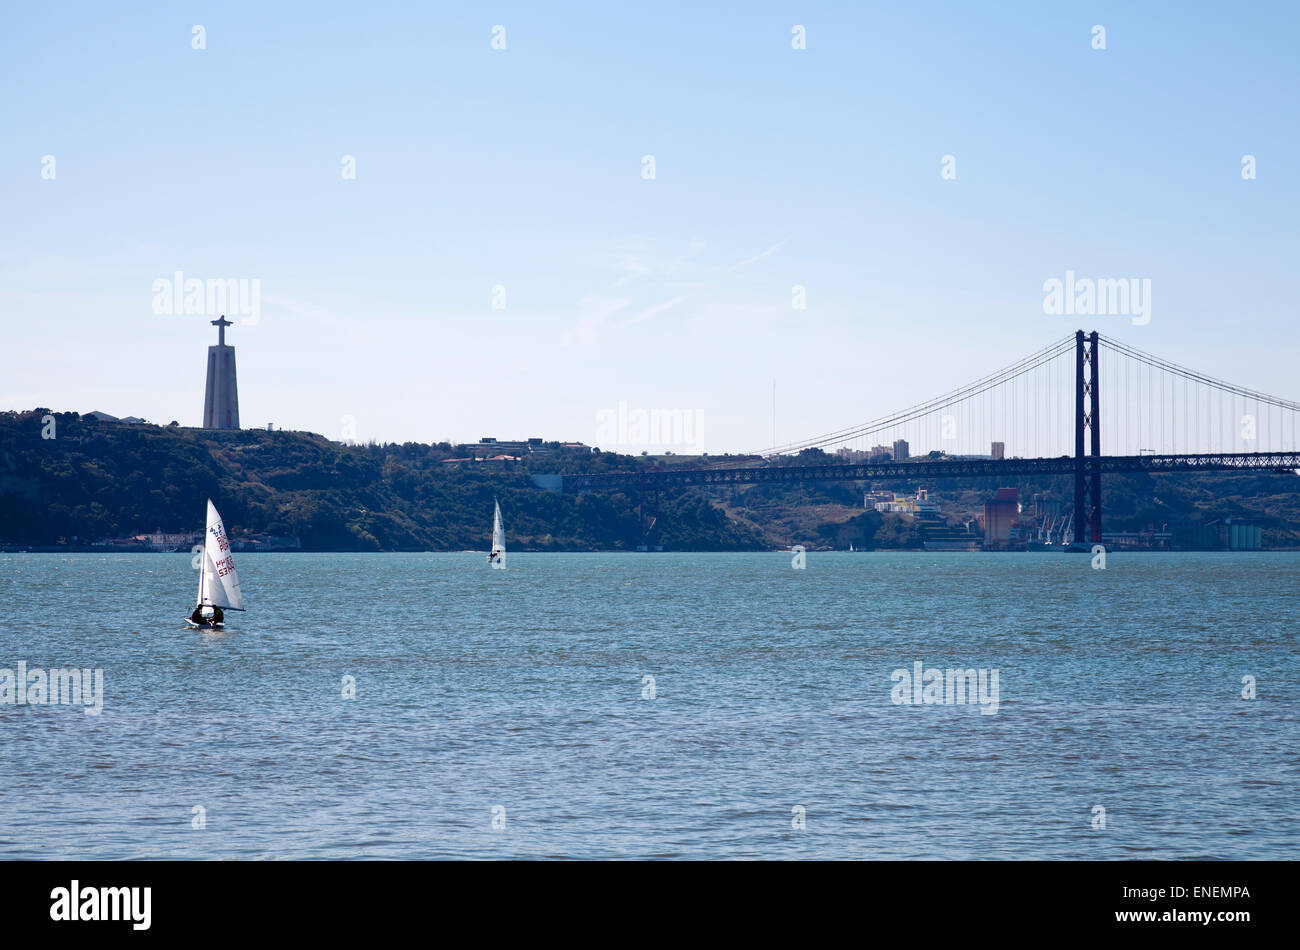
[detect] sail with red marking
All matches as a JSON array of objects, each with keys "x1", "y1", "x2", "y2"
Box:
[{"x1": 197, "y1": 499, "x2": 244, "y2": 610}]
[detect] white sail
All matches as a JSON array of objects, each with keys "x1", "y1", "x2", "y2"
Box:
[
  {"x1": 490, "y1": 500, "x2": 506, "y2": 568},
  {"x1": 197, "y1": 499, "x2": 244, "y2": 610}
]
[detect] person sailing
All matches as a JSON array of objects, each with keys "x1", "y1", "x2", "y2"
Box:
[{"x1": 189, "y1": 605, "x2": 225, "y2": 626}]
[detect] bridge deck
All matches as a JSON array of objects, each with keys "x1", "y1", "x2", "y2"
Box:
[{"x1": 562, "y1": 452, "x2": 1300, "y2": 491}]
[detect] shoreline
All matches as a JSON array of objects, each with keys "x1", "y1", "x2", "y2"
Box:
[{"x1": 2, "y1": 547, "x2": 1292, "y2": 555}]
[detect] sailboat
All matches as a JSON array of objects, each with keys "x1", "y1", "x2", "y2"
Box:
[
  {"x1": 487, "y1": 499, "x2": 506, "y2": 569},
  {"x1": 185, "y1": 499, "x2": 245, "y2": 628}
]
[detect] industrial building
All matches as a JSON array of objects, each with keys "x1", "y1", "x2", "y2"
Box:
[
  {"x1": 1195, "y1": 518, "x2": 1262, "y2": 550},
  {"x1": 983, "y1": 487, "x2": 1019, "y2": 550}
]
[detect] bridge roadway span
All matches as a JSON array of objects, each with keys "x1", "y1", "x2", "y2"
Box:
[{"x1": 560, "y1": 452, "x2": 1300, "y2": 491}]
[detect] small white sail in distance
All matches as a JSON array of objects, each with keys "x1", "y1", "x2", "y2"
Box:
[
  {"x1": 197, "y1": 499, "x2": 245, "y2": 610},
  {"x1": 490, "y1": 499, "x2": 506, "y2": 569}
]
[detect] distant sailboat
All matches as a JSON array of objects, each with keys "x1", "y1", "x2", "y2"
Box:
[
  {"x1": 488, "y1": 500, "x2": 506, "y2": 569},
  {"x1": 186, "y1": 499, "x2": 245, "y2": 627}
]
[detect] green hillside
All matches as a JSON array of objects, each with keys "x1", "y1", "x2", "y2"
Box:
[
  {"x1": 3, "y1": 410, "x2": 1299, "y2": 551},
  {"x1": 0, "y1": 411, "x2": 760, "y2": 551}
]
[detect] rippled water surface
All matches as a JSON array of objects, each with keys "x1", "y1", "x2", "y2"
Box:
[{"x1": 1, "y1": 551, "x2": 1296, "y2": 859}]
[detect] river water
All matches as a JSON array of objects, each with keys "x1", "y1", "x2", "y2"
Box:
[{"x1": 0, "y1": 551, "x2": 1295, "y2": 858}]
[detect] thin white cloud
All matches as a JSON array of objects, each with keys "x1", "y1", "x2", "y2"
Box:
[
  {"x1": 609, "y1": 255, "x2": 651, "y2": 288},
  {"x1": 732, "y1": 238, "x2": 788, "y2": 270},
  {"x1": 567, "y1": 295, "x2": 631, "y2": 345},
  {"x1": 622, "y1": 294, "x2": 688, "y2": 328},
  {"x1": 260, "y1": 295, "x2": 348, "y2": 324}
]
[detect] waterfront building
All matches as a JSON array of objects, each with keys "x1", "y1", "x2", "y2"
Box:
[
  {"x1": 1195, "y1": 518, "x2": 1262, "y2": 550},
  {"x1": 983, "y1": 487, "x2": 1019, "y2": 550},
  {"x1": 134, "y1": 531, "x2": 199, "y2": 552}
]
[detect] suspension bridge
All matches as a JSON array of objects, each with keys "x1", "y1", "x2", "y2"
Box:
[{"x1": 561, "y1": 331, "x2": 1300, "y2": 548}]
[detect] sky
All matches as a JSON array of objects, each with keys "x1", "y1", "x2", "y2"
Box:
[{"x1": 2, "y1": 1, "x2": 1297, "y2": 454}]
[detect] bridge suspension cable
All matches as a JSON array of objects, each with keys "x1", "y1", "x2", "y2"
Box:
[
  {"x1": 747, "y1": 331, "x2": 1300, "y2": 462},
  {"x1": 1097, "y1": 334, "x2": 1300, "y2": 412},
  {"x1": 1096, "y1": 334, "x2": 1300, "y2": 456},
  {"x1": 747, "y1": 334, "x2": 1076, "y2": 459}
]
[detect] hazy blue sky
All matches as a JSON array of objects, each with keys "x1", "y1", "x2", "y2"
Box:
[{"x1": 2, "y1": 1, "x2": 1296, "y2": 453}]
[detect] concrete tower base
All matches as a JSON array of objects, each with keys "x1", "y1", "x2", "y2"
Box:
[{"x1": 202, "y1": 317, "x2": 240, "y2": 429}]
